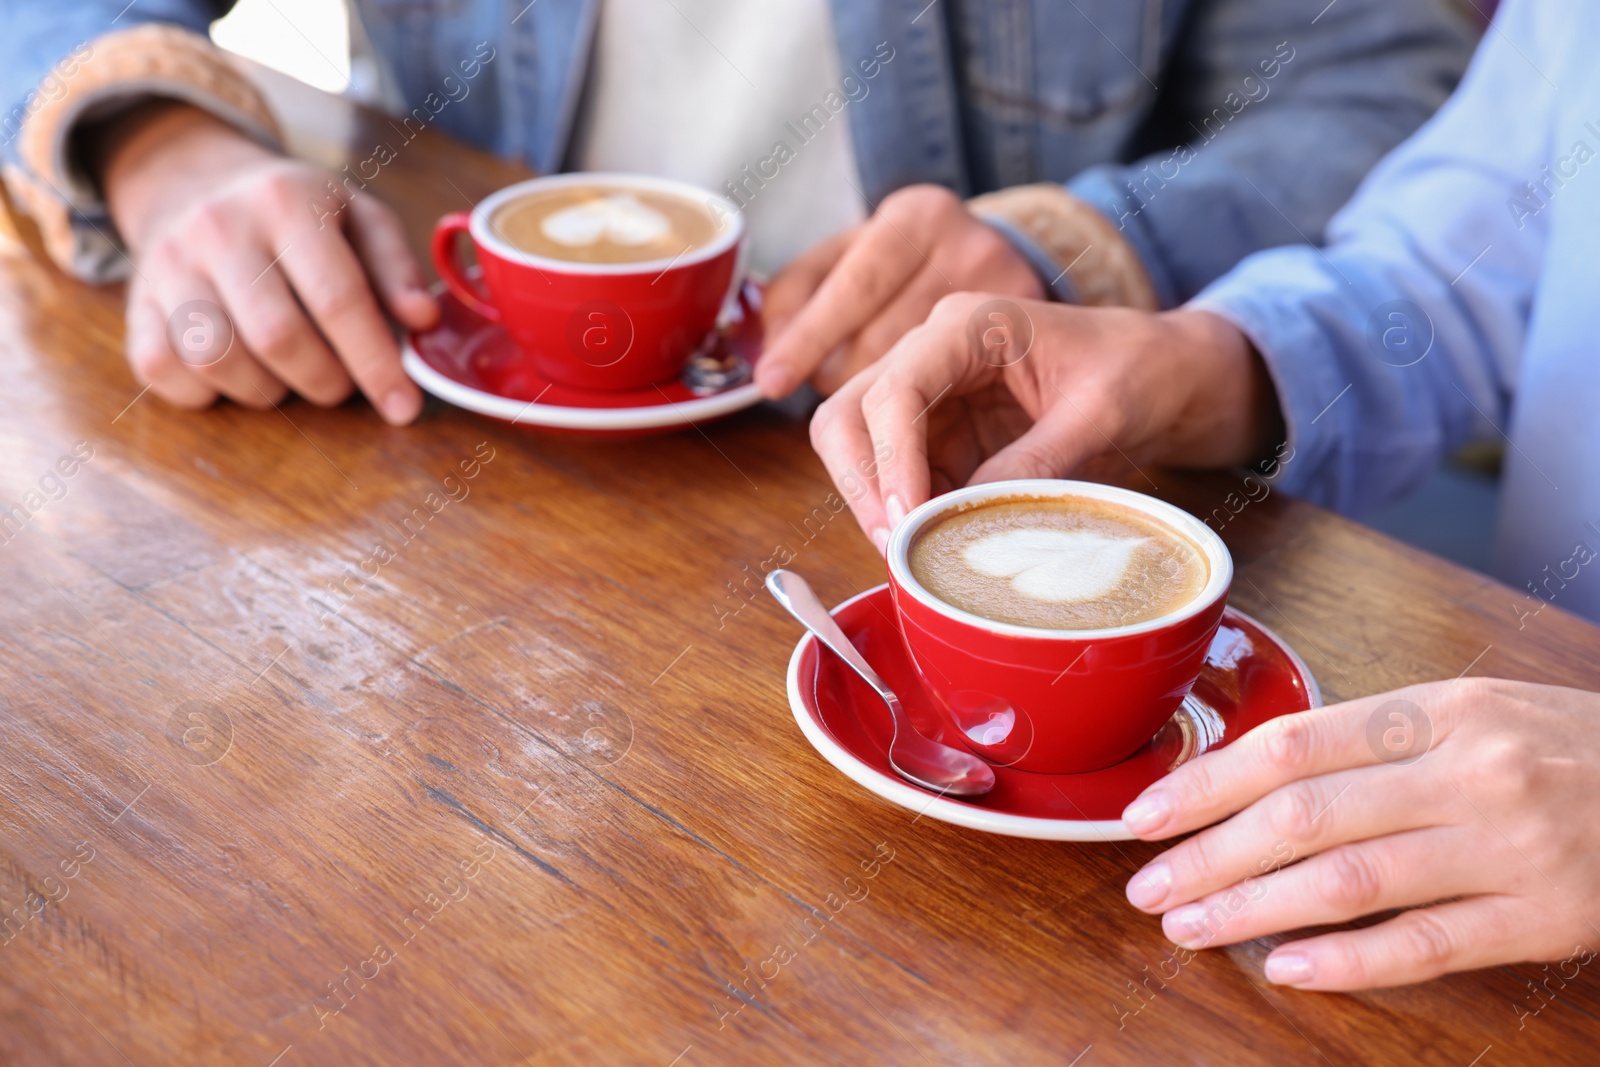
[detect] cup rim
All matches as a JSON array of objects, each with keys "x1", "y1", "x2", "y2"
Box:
[
  {"x1": 468, "y1": 172, "x2": 745, "y2": 276},
  {"x1": 886, "y1": 479, "x2": 1233, "y2": 641}
]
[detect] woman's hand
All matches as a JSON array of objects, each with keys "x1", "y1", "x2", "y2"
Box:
[
  {"x1": 96, "y1": 103, "x2": 438, "y2": 423},
  {"x1": 807, "y1": 291, "x2": 1279, "y2": 551},
  {"x1": 1121, "y1": 678, "x2": 1600, "y2": 990},
  {"x1": 755, "y1": 184, "x2": 1043, "y2": 398}
]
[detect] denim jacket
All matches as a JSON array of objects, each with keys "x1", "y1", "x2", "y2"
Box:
[{"x1": 2, "y1": 0, "x2": 1474, "y2": 306}]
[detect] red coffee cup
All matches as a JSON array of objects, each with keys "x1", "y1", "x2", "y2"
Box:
[
  {"x1": 430, "y1": 173, "x2": 745, "y2": 392},
  {"x1": 886, "y1": 479, "x2": 1233, "y2": 774}
]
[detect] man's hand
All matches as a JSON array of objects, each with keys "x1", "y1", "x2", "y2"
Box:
[
  {"x1": 1120, "y1": 679, "x2": 1600, "y2": 991},
  {"x1": 96, "y1": 103, "x2": 438, "y2": 423},
  {"x1": 755, "y1": 184, "x2": 1043, "y2": 399},
  {"x1": 808, "y1": 292, "x2": 1278, "y2": 551}
]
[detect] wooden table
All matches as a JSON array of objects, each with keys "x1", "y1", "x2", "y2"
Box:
[{"x1": 1, "y1": 66, "x2": 1596, "y2": 1067}]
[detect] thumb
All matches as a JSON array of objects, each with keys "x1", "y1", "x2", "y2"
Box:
[{"x1": 968, "y1": 399, "x2": 1110, "y2": 484}]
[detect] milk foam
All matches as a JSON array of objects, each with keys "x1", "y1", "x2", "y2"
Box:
[
  {"x1": 539, "y1": 194, "x2": 672, "y2": 247},
  {"x1": 961, "y1": 528, "x2": 1148, "y2": 603}
]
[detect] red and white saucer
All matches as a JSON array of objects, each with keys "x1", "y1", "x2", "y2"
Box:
[
  {"x1": 401, "y1": 280, "x2": 766, "y2": 436},
  {"x1": 786, "y1": 584, "x2": 1320, "y2": 841}
]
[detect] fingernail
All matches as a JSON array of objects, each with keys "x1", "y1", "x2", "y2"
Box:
[
  {"x1": 885, "y1": 494, "x2": 907, "y2": 527},
  {"x1": 1126, "y1": 863, "x2": 1172, "y2": 910},
  {"x1": 382, "y1": 388, "x2": 420, "y2": 424},
  {"x1": 1164, "y1": 903, "x2": 1211, "y2": 947},
  {"x1": 1121, "y1": 791, "x2": 1172, "y2": 834},
  {"x1": 1264, "y1": 953, "x2": 1314, "y2": 986},
  {"x1": 870, "y1": 527, "x2": 890, "y2": 555}
]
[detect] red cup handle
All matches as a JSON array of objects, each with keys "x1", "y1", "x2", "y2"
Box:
[{"x1": 430, "y1": 212, "x2": 500, "y2": 322}]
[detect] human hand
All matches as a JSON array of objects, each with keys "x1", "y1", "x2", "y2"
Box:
[
  {"x1": 96, "y1": 103, "x2": 438, "y2": 423},
  {"x1": 808, "y1": 291, "x2": 1278, "y2": 551},
  {"x1": 754, "y1": 184, "x2": 1043, "y2": 399},
  {"x1": 1121, "y1": 678, "x2": 1600, "y2": 991}
]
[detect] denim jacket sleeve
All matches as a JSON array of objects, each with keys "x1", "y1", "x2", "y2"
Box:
[
  {"x1": 0, "y1": 0, "x2": 281, "y2": 281},
  {"x1": 1067, "y1": 0, "x2": 1478, "y2": 308},
  {"x1": 1188, "y1": 0, "x2": 1549, "y2": 518}
]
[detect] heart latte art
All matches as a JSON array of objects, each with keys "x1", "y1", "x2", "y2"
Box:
[
  {"x1": 540, "y1": 195, "x2": 671, "y2": 248},
  {"x1": 962, "y1": 529, "x2": 1149, "y2": 603},
  {"x1": 908, "y1": 496, "x2": 1209, "y2": 630},
  {"x1": 491, "y1": 183, "x2": 723, "y2": 265}
]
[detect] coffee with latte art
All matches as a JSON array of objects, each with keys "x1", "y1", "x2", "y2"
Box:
[
  {"x1": 907, "y1": 495, "x2": 1209, "y2": 630},
  {"x1": 491, "y1": 184, "x2": 724, "y2": 265}
]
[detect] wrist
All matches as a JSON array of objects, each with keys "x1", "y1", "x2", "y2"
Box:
[
  {"x1": 92, "y1": 101, "x2": 278, "y2": 252},
  {"x1": 1151, "y1": 309, "x2": 1285, "y2": 469}
]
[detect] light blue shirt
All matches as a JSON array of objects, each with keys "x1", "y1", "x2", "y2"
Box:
[{"x1": 1193, "y1": 0, "x2": 1600, "y2": 626}]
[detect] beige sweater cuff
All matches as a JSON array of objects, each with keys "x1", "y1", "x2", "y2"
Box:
[
  {"x1": 969, "y1": 183, "x2": 1158, "y2": 311},
  {"x1": 2, "y1": 23, "x2": 283, "y2": 282}
]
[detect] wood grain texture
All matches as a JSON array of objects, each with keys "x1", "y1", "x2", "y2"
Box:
[{"x1": 0, "y1": 65, "x2": 1596, "y2": 1067}]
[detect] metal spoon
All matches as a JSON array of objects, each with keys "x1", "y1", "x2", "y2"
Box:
[{"x1": 766, "y1": 569, "x2": 996, "y2": 797}]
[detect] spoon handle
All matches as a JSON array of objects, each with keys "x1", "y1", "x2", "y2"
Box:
[{"x1": 765, "y1": 570, "x2": 900, "y2": 710}]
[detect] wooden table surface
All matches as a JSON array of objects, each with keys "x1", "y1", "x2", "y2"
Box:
[{"x1": 1, "y1": 66, "x2": 1596, "y2": 1067}]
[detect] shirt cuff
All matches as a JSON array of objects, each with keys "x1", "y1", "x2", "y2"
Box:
[
  {"x1": 2, "y1": 23, "x2": 283, "y2": 283},
  {"x1": 978, "y1": 213, "x2": 1080, "y2": 303},
  {"x1": 968, "y1": 182, "x2": 1159, "y2": 311}
]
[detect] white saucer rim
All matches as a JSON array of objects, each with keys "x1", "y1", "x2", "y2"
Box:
[
  {"x1": 401, "y1": 339, "x2": 764, "y2": 431},
  {"x1": 784, "y1": 583, "x2": 1321, "y2": 841}
]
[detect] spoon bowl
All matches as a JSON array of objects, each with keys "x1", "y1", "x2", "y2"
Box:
[{"x1": 767, "y1": 569, "x2": 995, "y2": 797}]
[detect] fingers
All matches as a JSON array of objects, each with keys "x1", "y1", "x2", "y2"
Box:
[
  {"x1": 758, "y1": 214, "x2": 927, "y2": 398},
  {"x1": 811, "y1": 363, "x2": 895, "y2": 551},
  {"x1": 346, "y1": 193, "x2": 440, "y2": 331},
  {"x1": 206, "y1": 247, "x2": 350, "y2": 406},
  {"x1": 759, "y1": 184, "x2": 1048, "y2": 399},
  {"x1": 811, "y1": 292, "x2": 1018, "y2": 550},
  {"x1": 141, "y1": 269, "x2": 290, "y2": 409},
  {"x1": 1121, "y1": 690, "x2": 1437, "y2": 840},
  {"x1": 1159, "y1": 828, "x2": 1490, "y2": 951},
  {"x1": 924, "y1": 399, "x2": 1025, "y2": 497},
  {"x1": 1126, "y1": 763, "x2": 1445, "y2": 915},
  {"x1": 760, "y1": 226, "x2": 856, "y2": 338},
  {"x1": 275, "y1": 224, "x2": 421, "y2": 425},
  {"x1": 967, "y1": 399, "x2": 1107, "y2": 484},
  {"x1": 812, "y1": 271, "x2": 952, "y2": 395},
  {"x1": 124, "y1": 284, "x2": 219, "y2": 409},
  {"x1": 119, "y1": 154, "x2": 427, "y2": 424},
  {"x1": 1263, "y1": 896, "x2": 1531, "y2": 990},
  {"x1": 859, "y1": 304, "x2": 1005, "y2": 539},
  {"x1": 857, "y1": 378, "x2": 932, "y2": 543}
]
